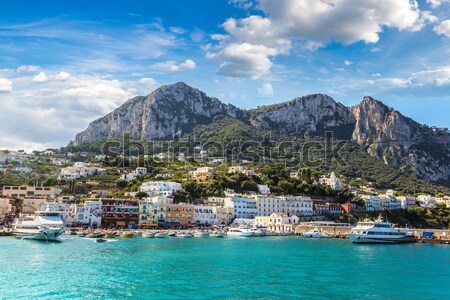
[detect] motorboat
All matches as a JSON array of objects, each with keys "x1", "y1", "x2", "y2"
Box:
[
  {"x1": 13, "y1": 210, "x2": 64, "y2": 241},
  {"x1": 303, "y1": 228, "x2": 331, "y2": 238},
  {"x1": 226, "y1": 227, "x2": 254, "y2": 237},
  {"x1": 120, "y1": 232, "x2": 135, "y2": 238},
  {"x1": 210, "y1": 231, "x2": 225, "y2": 238},
  {"x1": 347, "y1": 217, "x2": 416, "y2": 244},
  {"x1": 142, "y1": 231, "x2": 155, "y2": 238},
  {"x1": 193, "y1": 230, "x2": 210, "y2": 238},
  {"x1": 176, "y1": 232, "x2": 193, "y2": 238},
  {"x1": 155, "y1": 232, "x2": 167, "y2": 238}
]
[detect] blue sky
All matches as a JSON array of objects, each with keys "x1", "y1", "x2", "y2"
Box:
[{"x1": 1, "y1": 0, "x2": 450, "y2": 150}]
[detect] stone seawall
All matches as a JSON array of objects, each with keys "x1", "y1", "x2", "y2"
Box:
[{"x1": 294, "y1": 225, "x2": 450, "y2": 239}]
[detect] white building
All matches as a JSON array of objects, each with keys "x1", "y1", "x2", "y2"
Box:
[
  {"x1": 255, "y1": 196, "x2": 313, "y2": 217},
  {"x1": 257, "y1": 184, "x2": 271, "y2": 195},
  {"x1": 397, "y1": 195, "x2": 417, "y2": 209},
  {"x1": 223, "y1": 197, "x2": 257, "y2": 219},
  {"x1": 58, "y1": 162, "x2": 106, "y2": 180},
  {"x1": 436, "y1": 196, "x2": 450, "y2": 208},
  {"x1": 254, "y1": 213, "x2": 299, "y2": 233},
  {"x1": 140, "y1": 182, "x2": 183, "y2": 196},
  {"x1": 121, "y1": 167, "x2": 148, "y2": 181},
  {"x1": 40, "y1": 202, "x2": 74, "y2": 225},
  {"x1": 75, "y1": 201, "x2": 102, "y2": 228},
  {"x1": 417, "y1": 195, "x2": 438, "y2": 209},
  {"x1": 194, "y1": 205, "x2": 217, "y2": 225},
  {"x1": 365, "y1": 195, "x2": 402, "y2": 211},
  {"x1": 319, "y1": 172, "x2": 342, "y2": 190}
]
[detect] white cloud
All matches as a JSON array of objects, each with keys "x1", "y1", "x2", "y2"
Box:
[
  {"x1": 0, "y1": 74, "x2": 161, "y2": 150},
  {"x1": 229, "y1": 0, "x2": 254, "y2": 10},
  {"x1": 150, "y1": 59, "x2": 196, "y2": 72},
  {"x1": 0, "y1": 78, "x2": 12, "y2": 93},
  {"x1": 16, "y1": 65, "x2": 40, "y2": 72},
  {"x1": 426, "y1": 0, "x2": 450, "y2": 8},
  {"x1": 409, "y1": 67, "x2": 450, "y2": 86},
  {"x1": 137, "y1": 77, "x2": 158, "y2": 87},
  {"x1": 372, "y1": 73, "x2": 382, "y2": 77},
  {"x1": 434, "y1": 20, "x2": 450, "y2": 37},
  {"x1": 207, "y1": 43, "x2": 278, "y2": 79},
  {"x1": 52, "y1": 71, "x2": 70, "y2": 81},
  {"x1": 169, "y1": 26, "x2": 186, "y2": 34},
  {"x1": 32, "y1": 71, "x2": 48, "y2": 83},
  {"x1": 257, "y1": 82, "x2": 274, "y2": 97},
  {"x1": 344, "y1": 60, "x2": 353, "y2": 66},
  {"x1": 210, "y1": 0, "x2": 434, "y2": 79}
]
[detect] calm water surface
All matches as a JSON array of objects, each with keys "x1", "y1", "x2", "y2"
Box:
[{"x1": 0, "y1": 236, "x2": 449, "y2": 299}]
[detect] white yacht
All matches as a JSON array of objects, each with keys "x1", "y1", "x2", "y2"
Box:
[
  {"x1": 226, "y1": 227, "x2": 254, "y2": 237},
  {"x1": 347, "y1": 217, "x2": 416, "y2": 244},
  {"x1": 13, "y1": 211, "x2": 64, "y2": 241},
  {"x1": 303, "y1": 228, "x2": 331, "y2": 238}
]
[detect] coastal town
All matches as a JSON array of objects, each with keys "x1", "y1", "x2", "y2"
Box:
[{"x1": 1, "y1": 149, "x2": 449, "y2": 240}]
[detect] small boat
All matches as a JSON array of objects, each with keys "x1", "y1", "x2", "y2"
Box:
[
  {"x1": 86, "y1": 232, "x2": 104, "y2": 238},
  {"x1": 250, "y1": 228, "x2": 266, "y2": 237},
  {"x1": 77, "y1": 231, "x2": 87, "y2": 237},
  {"x1": 155, "y1": 232, "x2": 167, "y2": 238},
  {"x1": 210, "y1": 232, "x2": 225, "y2": 238},
  {"x1": 104, "y1": 232, "x2": 116, "y2": 239},
  {"x1": 303, "y1": 228, "x2": 330, "y2": 238},
  {"x1": 95, "y1": 238, "x2": 107, "y2": 243},
  {"x1": 168, "y1": 231, "x2": 176, "y2": 237},
  {"x1": 176, "y1": 233, "x2": 193, "y2": 238},
  {"x1": 226, "y1": 227, "x2": 254, "y2": 237},
  {"x1": 142, "y1": 231, "x2": 155, "y2": 238},
  {"x1": 120, "y1": 232, "x2": 135, "y2": 238},
  {"x1": 193, "y1": 231, "x2": 210, "y2": 238}
]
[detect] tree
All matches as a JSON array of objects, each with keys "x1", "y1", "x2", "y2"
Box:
[{"x1": 135, "y1": 191, "x2": 148, "y2": 199}]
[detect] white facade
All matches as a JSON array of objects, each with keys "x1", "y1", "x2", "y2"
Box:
[
  {"x1": 140, "y1": 182, "x2": 183, "y2": 196},
  {"x1": 58, "y1": 162, "x2": 106, "y2": 180},
  {"x1": 255, "y1": 196, "x2": 313, "y2": 217},
  {"x1": 40, "y1": 202, "x2": 73, "y2": 225},
  {"x1": 257, "y1": 184, "x2": 271, "y2": 195},
  {"x1": 319, "y1": 172, "x2": 342, "y2": 190},
  {"x1": 254, "y1": 213, "x2": 299, "y2": 230},
  {"x1": 437, "y1": 196, "x2": 450, "y2": 208},
  {"x1": 194, "y1": 205, "x2": 217, "y2": 225},
  {"x1": 417, "y1": 195, "x2": 438, "y2": 208},
  {"x1": 365, "y1": 195, "x2": 402, "y2": 211},
  {"x1": 223, "y1": 197, "x2": 257, "y2": 219},
  {"x1": 75, "y1": 201, "x2": 102, "y2": 228}
]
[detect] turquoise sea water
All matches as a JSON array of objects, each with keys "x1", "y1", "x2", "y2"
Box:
[{"x1": 0, "y1": 236, "x2": 449, "y2": 300}]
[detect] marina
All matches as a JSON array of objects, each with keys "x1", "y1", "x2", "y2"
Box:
[{"x1": 1, "y1": 235, "x2": 450, "y2": 299}]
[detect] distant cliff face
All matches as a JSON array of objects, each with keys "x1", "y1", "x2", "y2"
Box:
[
  {"x1": 74, "y1": 82, "x2": 241, "y2": 144},
  {"x1": 351, "y1": 97, "x2": 450, "y2": 182},
  {"x1": 72, "y1": 82, "x2": 450, "y2": 183},
  {"x1": 250, "y1": 94, "x2": 355, "y2": 134}
]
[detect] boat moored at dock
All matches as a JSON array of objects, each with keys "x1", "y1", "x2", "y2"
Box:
[
  {"x1": 13, "y1": 210, "x2": 64, "y2": 241},
  {"x1": 347, "y1": 216, "x2": 416, "y2": 244}
]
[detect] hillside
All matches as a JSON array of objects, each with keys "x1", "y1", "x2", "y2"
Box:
[{"x1": 71, "y1": 82, "x2": 450, "y2": 184}]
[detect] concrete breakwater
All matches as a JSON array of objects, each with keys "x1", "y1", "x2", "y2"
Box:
[{"x1": 294, "y1": 225, "x2": 450, "y2": 240}]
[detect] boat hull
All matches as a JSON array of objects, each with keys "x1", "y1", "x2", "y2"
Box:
[
  {"x1": 13, "y1": 229, "x2": 64, "y2": 241},
  {"x1": 347, "y1": 234, "x2": 416, "y2": 244}
]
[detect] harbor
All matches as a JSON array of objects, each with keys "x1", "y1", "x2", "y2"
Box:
[{"x1": 1, "y1": 234, "x2": 450, "y2": 300}]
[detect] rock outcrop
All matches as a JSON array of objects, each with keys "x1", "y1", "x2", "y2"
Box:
[{"x1": 72, "y1": 82, "x2": 450, "y2": 183}]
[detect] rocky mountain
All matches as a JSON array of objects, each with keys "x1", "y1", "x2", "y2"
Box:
[{"x1": 72, "y1": 82, "x2": 450, "y2": 183}]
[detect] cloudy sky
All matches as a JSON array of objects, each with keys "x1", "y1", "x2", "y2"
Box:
[{"x1": 1, "y1": 0, "x2": 450, "y2": 150}]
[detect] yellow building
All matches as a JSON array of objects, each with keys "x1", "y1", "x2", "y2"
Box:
[
  {"x1": 21, "y1": 198, "x2": 48, "y2": 214},
  {"x1": 2, "y1": 186, "x2": 61, "y2": 199},
  {"x1": 138, "y1": 200, "x2": 158, "y2": 227},
  {"x1": 165, "y1": 203, "x2": 194, "y2": 225}
]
